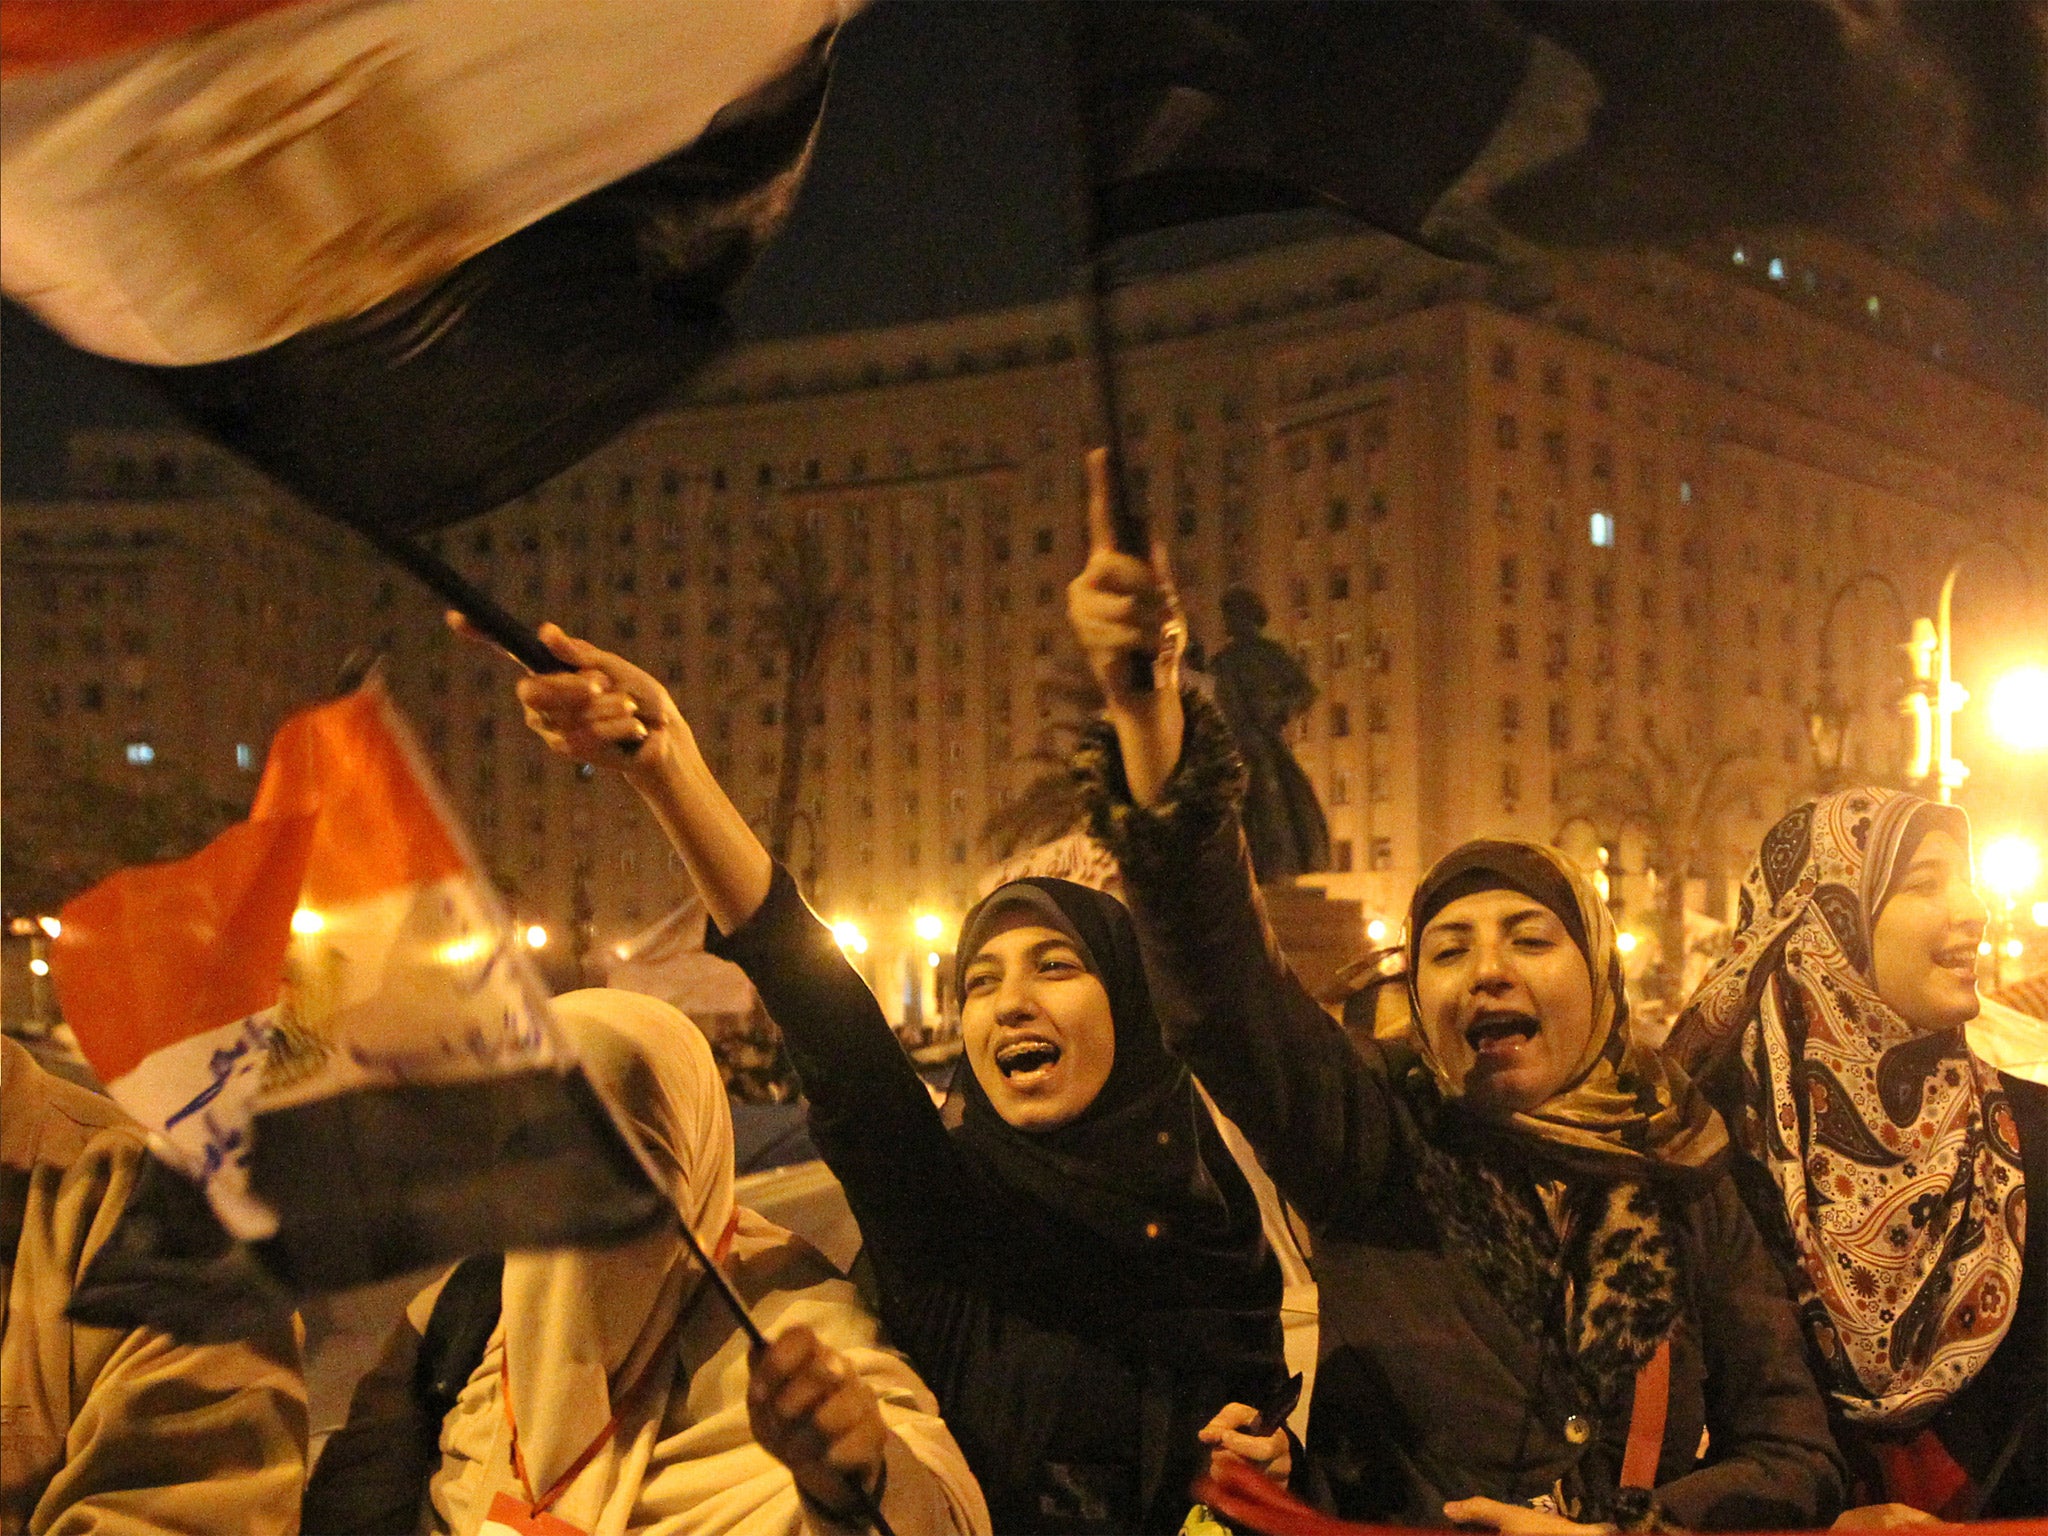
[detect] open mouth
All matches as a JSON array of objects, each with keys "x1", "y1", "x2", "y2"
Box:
[
  {"x1": 1465, "y1": 1012, "x2": 1540, "y2": 1056},
  {"x1": 995, "y1": 1037, "x2": 1063, "y2": 1079},
  {"x1": 1933, "y1": 945, "x2": 1980, "y2": 980}
]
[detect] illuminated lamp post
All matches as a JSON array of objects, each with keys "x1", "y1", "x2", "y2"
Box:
[
  {"x1": 1981, "y1": 836, "x2": 2042, "y2": 990},
  {"x1": 1908, "y1": 543, "x2": 2040, "y2": 804},
  {"x1": 1806, "y1": 572, "x2": 1908, "y2": 792}
]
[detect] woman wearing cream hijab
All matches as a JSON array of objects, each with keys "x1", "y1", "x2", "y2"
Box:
[{"x1": 303, "y1": 988, "x2": 988, "y2": 1536}]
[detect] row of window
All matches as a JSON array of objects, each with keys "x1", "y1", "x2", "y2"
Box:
[
  {"x1": 1489, "y1": 342, "x2": 1616, "y2": 414},
  {"x1": 1283, "y1": 419, "x2": 1391, "y2": 472}
]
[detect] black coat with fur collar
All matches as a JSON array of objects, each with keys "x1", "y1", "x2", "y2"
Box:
[{"x1": 1079, "y1": 694, "x2": 1844, "y2": 1531}]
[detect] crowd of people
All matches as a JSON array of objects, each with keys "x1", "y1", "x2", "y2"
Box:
[{"x1": 3, "y1": 450, "x2": 2040, "y2": 1534}]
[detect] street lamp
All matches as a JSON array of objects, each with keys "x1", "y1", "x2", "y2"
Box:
[
  {"x1": 1988, "y1": 666, "x2": 2048, "y2": 753},
  {"x1": 1909, "y1": 545, "x2": 2040, "y2": 804},
  {"x1": 1808, "y1": 572, "x2": 1909, "y2": 790},
  {"x1": 1982, "y1": 836, "x2": 2042, "y2": 907},
  {"x1": 1981, "y1": 834, "x2": 2042, "y2": 990}
]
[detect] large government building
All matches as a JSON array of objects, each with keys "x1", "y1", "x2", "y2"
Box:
[{"x1": 8, "y1": 222, "x2": 2044, "y2": 1018}]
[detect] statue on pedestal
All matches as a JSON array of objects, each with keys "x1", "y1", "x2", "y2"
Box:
[{"x1": 1211, "y1": 586, "x2": 1331, "y2": 883}]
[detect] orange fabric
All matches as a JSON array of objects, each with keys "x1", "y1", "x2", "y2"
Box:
[
  {"x1": 249, "y1": 686, "x2": 466, "y2": 909},
  {"x1": 50, "y1": 685, "x2": 463, "y2": 1084},
  {"x1": 0, "y1": 0, "x2": 308, "y2": 77},
  {"x1": 52, "y1": 814, "x2": 316, "y2": 1084},
  {"x1": 1619, "y1": 1338, "x2": 1672, "y2": 1490}
]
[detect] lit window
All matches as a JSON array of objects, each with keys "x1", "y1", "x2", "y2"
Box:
[
  {"x1": 125, "y1": 741, "x2": 155, "y2": 765},
  {"x1": 1679, "y1": 480, "x2": 1693, "y2": 505},
  {"x1": 235, "y1": 742, "x2": 255, "y2": 771},
  {"x1": 1589, "y1": 511, "x2": 1616, "y2": 548},
  {"x1": 1865, "y1": 295, "x2": 1881, "y2": 317},
  {"x1": 1766, "y1": 257, "x2": 1785, "y2": 281},
  {"x1": 1732, "y1": 248, "x2": 1747, "y2": 266}
]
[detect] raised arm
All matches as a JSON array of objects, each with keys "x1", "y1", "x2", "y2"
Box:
[
  {"x1": 1063, "y1": 458, "x2": 1398, "y2": 1228},
  {"x1": 462, "y1": 619, "x2": 964, "y2": 1266},
  {"x1": 462, "y1": 616, "x2": 774, "y2": 936}
]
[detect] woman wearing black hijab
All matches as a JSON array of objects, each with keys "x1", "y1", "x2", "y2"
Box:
[{"x1": 480, "y1": 617, "x2": 1290, "y2": 1535}]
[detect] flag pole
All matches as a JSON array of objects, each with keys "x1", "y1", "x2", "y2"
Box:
[
  {"x1": 1063, "y1": 3, "x2": 1155, "y2": 697},
  {"x1": 362, "y1": 525, "x2": 647, "y2": 754},
  {"x1": 669, "y1": 1214, "x2": 897, "y2": 1536}
]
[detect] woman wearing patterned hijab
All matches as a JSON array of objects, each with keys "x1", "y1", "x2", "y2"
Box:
[
  {"x1": 1670, "y1": 788, "x2": 2043, "y2": 1517},
  {"x1": 1063, "y1": 465, "x2": 1844, "y2": 1531}
]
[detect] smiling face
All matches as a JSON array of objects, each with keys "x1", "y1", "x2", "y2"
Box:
[
  {"x1": 1413, "y1": 888, "x2": 1598, "y2": 1117},
  {"x1": 1871, "y1": 829, "x2": 1987, "y2": 1033},
  {"x1": 960, "y1": 913, "x2": 1116, "y2": 1131}
]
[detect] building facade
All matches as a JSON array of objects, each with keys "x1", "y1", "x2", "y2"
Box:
[{"x1": 8, "y1": 224, "x2": 2043, "y2": 1015}]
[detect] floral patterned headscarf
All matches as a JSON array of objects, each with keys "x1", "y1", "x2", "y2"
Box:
[{"x1": 1669, "y1": 788, "x2": 2027, "y2": 1425}]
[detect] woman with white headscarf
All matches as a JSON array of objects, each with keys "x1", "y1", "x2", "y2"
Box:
[{"x1": 303, "y1": 988, "x2": 989, "y2": 1536}]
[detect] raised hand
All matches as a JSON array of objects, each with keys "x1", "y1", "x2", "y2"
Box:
[
  {"x1": 446, "y1": 614, "x2": 694, "y2": 787},
  {"x1": 447, "y1": 612, "x2": 769, "y2": 933},
  {"x1": 1064, "y1": 447, "x2": 1188, "y2": 806},
  {"x1": 1065, "y1": 448, "x2": 1186, "y2": 708},
  {"x1": 747, "y1": 1323, "x2": 889, "y2": 1523}
]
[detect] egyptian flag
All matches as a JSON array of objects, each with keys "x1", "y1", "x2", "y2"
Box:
[
  {"x1": 1, "y1": 0, "x2": 856, "y2": 539},
  {"x1": 50, "y1": 682, "x2": 663, "y2": 1341}
]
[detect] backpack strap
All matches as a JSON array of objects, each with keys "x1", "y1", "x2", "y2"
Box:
[{"x1": 414, "y1": 1253, "x2": 505, "y2": 1433}]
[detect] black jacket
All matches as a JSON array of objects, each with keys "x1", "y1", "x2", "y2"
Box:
[
  {"x1": 1080, "y1": 697, "x2": 1845, "y2": 1530},
  {"x1": 708, "y1": 867, "x2": 1285, "y2": 1534}
]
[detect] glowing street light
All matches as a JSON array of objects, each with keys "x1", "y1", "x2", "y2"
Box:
[
  {"x1": 926, "y1": 951, "x2": 942, "y2": 968},
  {"x1": 1987, "y1": 666, "x2": 2048, "y2": 753},
  {"x1": 1981, "y1": 836, "x2": 2043, "y2": 904},
  {"x1": 2032, "y1": 900, "x2": 2048, "y2": 928},
  {"x1": 912, "y1": 913, "x2": 945, "y2": 944},
  {"x1": 523, "y1": 924, "x2": 549, "y2": 950},
  {"x1": 290, "y1": 908, "x2": 326, "y2": 936},
  {"x1": 2005, "y1": 938, "x2": 2026, "y2": 960},
  {"x1": 831, "y1": 920, "x2": 869, "y2": 957},
  {"x1": 37, "y1": 916, "x2": 61, "y2": 939},
  {"x1": 437, "y1": 936, "x2": 486, "y2": 966},
  {"x1": 28, "y1": 958, "x2": 50, "y2": 977},
  {"x1": 1615, "y1": 931, "x2": 1640, "y2": 956},
  {"x1": 1366, "y1": 918, "x2": 1389, "y2": 944}
]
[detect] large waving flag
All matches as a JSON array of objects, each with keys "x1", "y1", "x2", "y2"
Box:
[
  {"x1": 1, "y1": 0, "x2": 854, "y2": 541},
  {"x1": 50, "y1": 682, "x2": 662, "y2": 1338}
]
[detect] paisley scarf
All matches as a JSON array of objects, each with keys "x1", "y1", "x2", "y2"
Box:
[{"x1": 1669, "y1": 788, "x2": 2027, "y2": 1425}]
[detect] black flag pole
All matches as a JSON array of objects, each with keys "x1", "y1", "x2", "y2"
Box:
[
  {"x1": 360, "y1": 526, "x2": 572, "y2": 676},
  {"x1": 1063, "y1": 5, "x2": 1156, "y2": 697},
  {"x1": 365, "y1": 526, "x2": 649, "y2": 754}
]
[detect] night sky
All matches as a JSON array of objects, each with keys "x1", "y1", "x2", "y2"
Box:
[{"x1": 4, "y1": 1, "x2": 2043, "y2": 498}]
